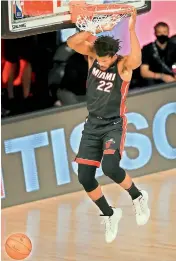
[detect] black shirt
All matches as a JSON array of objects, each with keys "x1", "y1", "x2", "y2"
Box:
[
  {"x1": 60, "y1": 53, "x2": 88, "y2": 95},
  {"x1": 86, "y1": 58, "x2": 129, "y2": 119},
  {"x1": 142, "y1": 41, "x2": 176, "y2": 75}
]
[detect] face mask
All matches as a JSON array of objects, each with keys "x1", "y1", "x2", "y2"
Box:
[{"x1": 156, "y1": 35, "x2": 169, "y2": 44}]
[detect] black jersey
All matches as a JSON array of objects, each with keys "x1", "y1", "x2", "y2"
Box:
[{"x1": 86, "y1": 58, "x2": 130, "y2": 119}]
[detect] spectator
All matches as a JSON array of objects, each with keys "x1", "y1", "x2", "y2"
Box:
[
  {"x1": 2, "y1": 37, "x2": 35, "y2": 100},
  {"x1": 48, "y1": 41, "x2": 75, "y2": 105},
  {"x1": 48, "y1": 41, "x2": 88, "y2": 106},
  {"x1": 170, "y1": 34, "x2": 176, "y2": 44},
  {"x1": 56, "y1": 52, "x2": 88, "y2": 105},
  {"x1": 140, "y1": 22, "x2": 176, "y2": 86}
]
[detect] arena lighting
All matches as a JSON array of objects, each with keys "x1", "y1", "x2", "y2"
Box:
[{"x1": 2, "y1": 102, "x2": 176, "y2": 197}]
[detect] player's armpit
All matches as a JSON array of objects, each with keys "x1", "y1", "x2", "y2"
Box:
[
  {"x1": 123, "y1": 54, "x2": 142, "y2": 70},
  {"x1": 88, "y1": 55, "x2": 95, "y2": 69},
  {"x1": 118, "y1": 58, "x2": 132, "y2": 82}
]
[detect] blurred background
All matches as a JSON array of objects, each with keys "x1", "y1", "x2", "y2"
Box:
[{"x1": 1, "y1": 0, "x2": 176, "y2": 117}]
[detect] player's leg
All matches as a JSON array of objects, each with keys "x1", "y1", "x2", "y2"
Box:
[
  {"x1": 102, "y1": 118, "x2": 150, "y2": 226},
  {"x1": 78, "y1": 164, "x2": 113, "y2": 216},
  {"x1": 75, "y1": 132, "x2": 122, "y2": 243},
  {"x1": 75, "y1": 132, "x2": 113, "y2": 215}
]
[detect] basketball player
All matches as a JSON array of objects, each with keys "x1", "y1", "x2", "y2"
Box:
[{"x1": 67, "y1": 9, "x2": 150, "y2": 243}]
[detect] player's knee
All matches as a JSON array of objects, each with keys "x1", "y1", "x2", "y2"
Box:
[
  {"x1": 78, "y1": 164, "x2": 98, "y2": 192},
  {"x1": 102, "y1": 151, "x2": 126, "y2": 184}
]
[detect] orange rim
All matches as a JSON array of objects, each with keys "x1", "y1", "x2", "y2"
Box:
[{"x1": 70, "y1": 2, "x2": 134, "y2": 23}]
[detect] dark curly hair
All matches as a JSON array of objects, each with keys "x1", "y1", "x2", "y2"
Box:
[{"x1": 93, "y1": 36, "x2": 121, "y2": 57}]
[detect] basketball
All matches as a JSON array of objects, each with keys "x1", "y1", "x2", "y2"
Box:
[{"x1": 5, "y1": 233, "x2": 32, "y2": 260}]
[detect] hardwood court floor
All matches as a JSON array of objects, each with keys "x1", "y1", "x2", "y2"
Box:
[{"x1": 1, "y1": 169, "x2": 176, "y2": 261}]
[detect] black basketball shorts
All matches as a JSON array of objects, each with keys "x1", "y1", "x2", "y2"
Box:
[{"x1": 75, "y1": 115, "x2": 127, "y2": 167}]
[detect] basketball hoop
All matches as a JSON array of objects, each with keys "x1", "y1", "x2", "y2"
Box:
[{"x1": 70, "y1": 1, "x2": 134, "y2": 35}]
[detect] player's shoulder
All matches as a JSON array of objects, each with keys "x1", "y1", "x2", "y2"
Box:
[
  {"x1": 117, "y1": 55, "x2": 128, "y2": 71},
  {"x1": 117, "y1": 55, "x2": 131, "y2": 68},
  {"x1": 117, "y1": 55, "x2": 124, "y2": 61},
  {"x1": 87, "y1": 44, "x2": 96, "y2": 57}
]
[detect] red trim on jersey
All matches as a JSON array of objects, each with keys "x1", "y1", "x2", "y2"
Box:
[
  {"x1": 75, "y1": 158, "x2": 101, "y2": 167},
  {"x1": 119, "y1": 81, "x2": 129, "y2": 155},
  {"x1": 120, "y1": 81, "x2": 130, "y2": 117},
  {"x1": 120, "y1": 116, "x2": 127, "y2": 155}
]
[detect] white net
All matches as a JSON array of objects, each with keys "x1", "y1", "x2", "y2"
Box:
[{"x1": 76, "y1": 13, "x2": 127, "y2": 35}]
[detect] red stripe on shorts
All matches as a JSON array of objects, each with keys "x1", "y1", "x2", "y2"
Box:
[
  {"x1": 75, "y1": 158, "x2": 101, "y2": 167},
  {"x1": 103, "y1": 149, "x2": 116, "y2": 155}
]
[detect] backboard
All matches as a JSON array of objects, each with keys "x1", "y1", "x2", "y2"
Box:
[{"x1": 1, "y1": 0, "x2": 151, "y2": 39}]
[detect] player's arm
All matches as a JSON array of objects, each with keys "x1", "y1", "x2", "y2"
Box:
[
  {"x1": 122, "y1": 9, "x2": 141, "y2": 71},
  {"x1": 67, "y1": 31, "x2": 95, "y2": 57}
]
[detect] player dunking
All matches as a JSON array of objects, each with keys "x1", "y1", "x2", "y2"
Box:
[{"x1": 67, "y1": 9, "x2": 150, "y2": 243}]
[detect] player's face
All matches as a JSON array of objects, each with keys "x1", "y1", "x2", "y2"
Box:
[{"x1": 96, "y1": 55, "x2": 115, "y2": 71}]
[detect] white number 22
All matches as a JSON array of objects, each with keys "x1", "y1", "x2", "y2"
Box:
[{"x1": 97, "y1": 81, "x2": 113, "y2": 93}]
